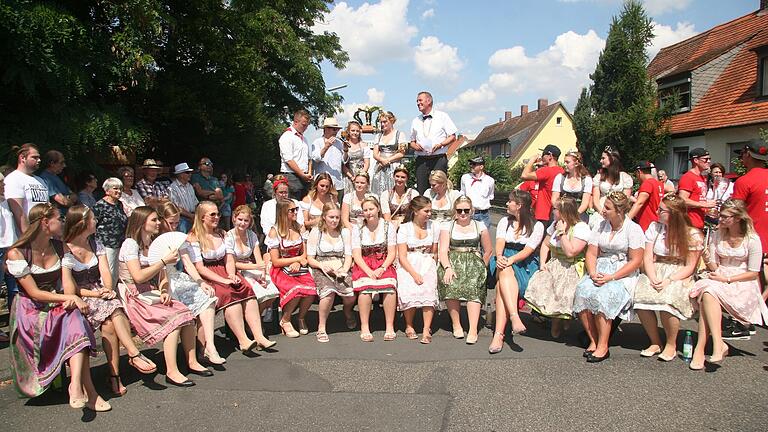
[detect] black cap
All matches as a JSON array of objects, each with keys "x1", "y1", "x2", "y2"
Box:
[
  {"x1": 734, "y1": 139, "x2": 768, "y2": 161},
  {"x1": 634, "y1": 160, "x2": 655, "y2": 172},
  {"x1": 469, "y1": 156, "x2": 485, "y2": 165},
  {"x1": 539, "y1": 144, "x2": 561, "y2": 159},
  {"x1": 689, "y1": 148, "x2": 709, "y2": 160}
]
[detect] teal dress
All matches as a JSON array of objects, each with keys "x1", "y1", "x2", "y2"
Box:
[{"x1": 437, "y1": 221, "x2": 487, "y2": 303}]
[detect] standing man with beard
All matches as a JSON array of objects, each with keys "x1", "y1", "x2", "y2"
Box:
[
  {"x1": 4, "y1": 143, "x2": 49, "y2": 232},
  {"x1": 410, "y1": 91, "x2": 457, "y2": 194}
]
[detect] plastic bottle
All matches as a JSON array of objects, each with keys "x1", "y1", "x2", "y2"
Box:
[{"x1": 682, "y1": 330, "x2": 694, "y2": 362}]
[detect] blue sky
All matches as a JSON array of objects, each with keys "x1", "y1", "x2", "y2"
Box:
[{"x1": 307, "y1": 0, "x2": 758, "y2": 142}]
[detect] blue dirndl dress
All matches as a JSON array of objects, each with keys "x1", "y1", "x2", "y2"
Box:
[{"x1": 488, "y1": 242, "x2": 540, "y2": 297}]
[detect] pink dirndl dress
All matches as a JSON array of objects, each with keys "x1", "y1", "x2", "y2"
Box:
[
  {"x1": 118, "y1": 238, "x2": 194, "y2": 345},
  {"x1": 265, "y1": 232, "x2": 317, "y2": 308},
  {"x1": 692, "y1": 233, "x2": 768, "y2": 325},
  {"x1": 350, "y1": 220, "x2": 397, "y2": 294}
]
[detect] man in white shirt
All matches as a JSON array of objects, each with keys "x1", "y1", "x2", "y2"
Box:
[
  {"x1": 410, "y1": 91, "x2": 457, "y2": 194},
  {"x1": 460, "y1": 156, "x2": 495, "y2": 227},
  {"x1": 4, "y1": 143, "x2": 49, "y2": 232},
  {"x1": 311, "y1": 117, "x2": 346, "y2": 200},
  {"x1": 279, "y1": 109, "x2": 312, "y2": 199},
  {"x1": 168, "y1": 162, "x2": 199, "y2": 233}
]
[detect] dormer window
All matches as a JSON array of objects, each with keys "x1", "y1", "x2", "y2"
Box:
[
  {"x1": 759, "y1": 50, "x2": 768, "y2": 97},
  {"x1": 658, "y1": 75, "x2": 692, "y2": 112}
]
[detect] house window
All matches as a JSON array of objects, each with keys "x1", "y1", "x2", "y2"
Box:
[
  {"x1": 760, "y1": 53, "x2": 768, "y2": 97},
  {"x1": 556, "y1": 117, "x2": 563, "y2": 126},
  {"x1": 658, "y1": 75, "x2": 692, "y2": 112},
  {"x1": 672, "y1": 146, "x2": 690, "y2": 178},
  {"x1": 727, "y1": 141, "x2": 749, "y2": 172}
]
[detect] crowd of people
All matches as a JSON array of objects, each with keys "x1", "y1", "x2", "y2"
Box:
[{"x1": 1, "y1": 90, "x2": 768, "y2": 413}]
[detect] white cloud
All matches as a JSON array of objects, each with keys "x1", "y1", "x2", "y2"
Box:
[
  {"x1": 366, "y1": 88, "x2": 386, "y2": 105},
  {"x1": 413, "y1": 36, "x2": 465, "y2": 82},
  {"x1": 314, "y1": 0, "x2": 418, "y2": 76},
  {"x1": 467, "y1": 115, "x2": 488, "y2": 126},
  {"x1": 421, "y1": 8, "x2": 435, "y2": 19},
  {"x1": 437, "y1": 84, "x2": 496, "y2": 112},
  {"x1": 487, "y1": 29, "x2": 605, "y2": 105},
  {"x1": 643, "y1": 0, "x2": 692, "y2": 16},
  {"x1": 649, "y1": 21, "x2": 697, "y2": 59}
]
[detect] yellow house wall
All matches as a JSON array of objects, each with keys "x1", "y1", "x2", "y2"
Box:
[{"x1": 511, "y1": 106, "x2": 577, "y2": 167}]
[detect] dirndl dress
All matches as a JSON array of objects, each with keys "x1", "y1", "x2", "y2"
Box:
[
  {"x1": 225, "y1": 229, "x2": 279, "y2": 304},
  {"x1": 308, "y1": 228, "x2": 354, "y2": 298},
  {"x1": 525, "y1": 249, "x2": 585, "y2": 319},
  {"x1": 7, "y1": 242, "x2": 96, "y2": 398},
  {"x1": 370, "y1": 132, "x2": 404, "y2": 196},
  {"x1": 118, "y1": 239, "x2": 194, "y2": 346},
  {"x1": 573, "y1": 252, "x2": 636, "y2": 320},
  {"x1": 189, "y1": 239, "x2": 256, "y2": 311},
  {"x1": 351, "y1": 221, "x2": 397, "y2": 294},
  {"x1": 437, "y1": 221, "x2": 487, "y2": 304},
  {"x1": 63, "y1": 236, "x2": 124, "y2": 329},
  {"x1": 488, "y1": 243, "x2": 540, "y2": 297},
  {"x1": 396, "y1": 221, "x2": 439, "y2": 310},
  {"x1": 267, "y1": 235, "x2": 317, "y2": 308}
]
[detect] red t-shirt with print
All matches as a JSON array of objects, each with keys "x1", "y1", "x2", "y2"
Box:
[
  {"x1": 635, "y1": 177, "x2": 664, "y2": 231},
  {"x1": 534, "y1": 165, "x2": 565, "y2": 221},
  {"x1": 731, "y1": 167, "x2": 768, "y2": 252},
  {"x1": 678, "y1": 170, "x2": 708, "y2": 229}
]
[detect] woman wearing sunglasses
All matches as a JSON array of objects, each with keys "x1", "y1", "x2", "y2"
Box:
[
  {"x1": 188, "y1": 201, "x2": 276, "y2": 353},
  {"x1": 266, "y1": 199, "x2": 317, "y2": 338},
  {"x1": 437, "y1": 196, "x2": 492, "y2": 344}
]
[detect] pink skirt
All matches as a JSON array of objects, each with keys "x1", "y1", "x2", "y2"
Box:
[
  {"x1": 121, "y1": 282, "x2": 194, "y2": 346},
  {"x1": 692, "y1": 266, "x2": 768, "y2": 325},
  {"x1": 270, "y1": 266, "x2": 317, "y2": 308}
]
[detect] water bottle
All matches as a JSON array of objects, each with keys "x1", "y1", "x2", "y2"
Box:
[{"x1": 682, "y1": 330, "x2": 694, "y2": 362}]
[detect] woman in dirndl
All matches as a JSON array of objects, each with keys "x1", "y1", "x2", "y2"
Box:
[
  {"x1": 307, "y1": 201, "x2": 356, "y2": 342},
  {"x1": 6, "y1": 203, "x2": 108, "y2": 410},
  {"x1": 688, "y1": 200, "x2": 768, "y2": 370},
  {"x1": 634, "y1": 193, "x2": 703, "y2": 362},
  {"x1": 423, "y1": 169, "x2": 460, "y2": 224},
  {"x1": 437, "y1": 196, "x2": 492, "y2": 344},
  {"x1": 573, "y1": 192, "x2": 644, "y2": 363},
  {"x1": 341, "y1": 171, "x2": 373, "y2": 230},
  {"x1": 370, "y1": 111, "x2": 407, "y2": 196},
  {"x1": 188, "y1": 201, "x2": 276, "y2": 353},
  {"x1": 524, "y1": 196, "x2": 590, "y2": 339},
  {"x1": 226, "y1": 205, "x2": 279, "y2": 311},
  {"x1": 62, "y1": 205, "x2": 157, "y2": 397},
  {"x1": 351, "y1": 195, "x2": 399, "y2": 341},
  {"x1": 266, "y1": 199, "x2": 317, "y2": 338},
  {"x1": 380, "y1": 166, "x2": 419, "y2": 229},
  {"x1": 488, "y1": 190, "x2": 544, "y2": 354}
]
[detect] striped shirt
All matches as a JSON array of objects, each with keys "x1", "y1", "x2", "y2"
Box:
[{"x1": 168, "y1": 179, "x2": 199, "y2": 213}]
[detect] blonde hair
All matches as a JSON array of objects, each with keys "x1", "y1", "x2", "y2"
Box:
[
  {"x1": 452, "y1": 195, "x2": 473, "y2": 217},
  {"x1": 554, "y1": 197, "x2": 580, "y2": 228},
  {"x1": 308, "y1": 172, "x2": 337, "y2": 201},
  {"x1": 316, "y1": 201, "x2": 342, "y2": 234},
  {"x1": 63, "y1": 205, "x2": 93, "y2": 242},
  {"x1": 231, "y1": 204, "x2": 254, "y2": 229},
  {"x1": 719, "y1": 199, "x2": 756, "y2": 237},
  {"x1": 660, "y1": 193, "x2": 692, "y2": 256},
  {"x1": 605, "y1": 191, "x2": 632, "y2": 215},
  {"x1": 361, "y1": 195, "x2": 383, "y2": 225},
  {"x1": 275, "y1": 199, "x2": 302, "y2": 238},
  {"x1": 380, "y1": 111, "x2": 397, "y2": 124},
  {"x1": 190, "y1": 201, "x2": 223, "y2": 251},
  {"x1": 428, "y1": 169, "x2": 453, "y2": 191}
]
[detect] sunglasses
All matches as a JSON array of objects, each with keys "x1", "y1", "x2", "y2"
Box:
[
  {"x1": 288, "y1": 207, "x2": 299, "y2": 213},
  {"x1": 201, "y1": 161, "x2": 213, "y2": 166},
  {"x1": 456, "y1": 208, "x2": 471, "y2": 214},
  {"x1": 207, "y1": 212, "x2": 220, "y2": 218}
]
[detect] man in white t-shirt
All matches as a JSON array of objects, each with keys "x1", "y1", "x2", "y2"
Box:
[
  {"x1": 460, "y1": 156, "x2": 495, "y2": 227},
  {"x1": 311, "y1": 117, "x2": 345, "y2": 199},
  {"x1": 5, "y1": 143, "x2": 49, "y2": 233},
  {"x1": 410, "y1": 91, "x2": 457, "y2": 194}
]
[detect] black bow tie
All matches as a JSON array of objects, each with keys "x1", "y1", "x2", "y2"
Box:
[{"x1": 422, "y1": 114, "x2": 432, "y2": 120}]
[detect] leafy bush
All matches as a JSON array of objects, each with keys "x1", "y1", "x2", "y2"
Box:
[{"x1": 448, "y1": 149, "x2": 520, "y2": 191}]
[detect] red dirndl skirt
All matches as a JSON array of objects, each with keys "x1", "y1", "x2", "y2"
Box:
[
  {"x1": 203, "y1": 258, "x2": 256, "y2": 311},
  {"x1": 269, "y1": 266, "x2": 317, "y2": 308},
  {"x1": 351, "y1": 253, "x2": 397, "y2": 293}
]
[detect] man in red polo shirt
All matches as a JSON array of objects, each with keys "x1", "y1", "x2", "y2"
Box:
[
  {"x1": 628, "y1": 161, "x2": 664, "y2": 231},
  {"x1": 678, "y1": 148, "x2": 716, "y2": 230},
  {"x1": 731, "y1": 139, "x2": 768, "y2": 300},
  {"x1": 521, "y1": 144, "x2": 564, "y2": 224}
]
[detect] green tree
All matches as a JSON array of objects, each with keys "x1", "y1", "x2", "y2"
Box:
[
  {"x1": 448, "y1": 149, "x2": 519, "y2": 192},
  {"x1": 573, "y1": 0, "x2": 671, "y2": 171}
]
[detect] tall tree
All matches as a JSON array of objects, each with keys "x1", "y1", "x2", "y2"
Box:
[{"x1": 574, "y1": 0, "x2": 670, "y2": 171}]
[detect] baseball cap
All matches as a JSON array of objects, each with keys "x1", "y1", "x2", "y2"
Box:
[
  {"x1": 688, "y1": 148, "x2": 709, "y2": 160},
  {"x1": 539, "y1": 144, "x2": 561, "y2": 159},
  {"x1": 469, "y1": 156, "x2": 485, "y2": 165},
  {"x1": 634, "y1": 161, "x2": 655, "y2": 171}
]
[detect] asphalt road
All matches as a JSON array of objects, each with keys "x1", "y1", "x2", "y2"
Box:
[{"x1": 2, "y1": 209, "x2": 768, "y2": 431}]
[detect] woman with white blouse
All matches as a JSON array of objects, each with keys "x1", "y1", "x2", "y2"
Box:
[
  {"x1": 380, "y1": 167, "x2": 419, "y2": 228},
  {"x1": 116, "y1": 166, "x2": 145, "y2": 217},
  {"x1": 341, "y1": 172, "x2": 373, "y2": 229},
  {"x1": 423, "y1": 170, "x2": 460, "y2": 224},
  {"x1": 689, "y1": 200, "x2": 768, "y2": 370},
  {"x1": 525, "y1": 196, "x2": 590, "y2": 339},
  {"x1": 573, "y1": 192, "x2": 644, "y2": 363},
  {"x1": 301, "y1": 172, "x2": 337, "y2": 231},
  {"x1": 342, "y1": 121, "x2": 372, "y2": 196},
  {"x1": 551, "y1": 150, "x2": 592, "y2": 221},
  {"x1": 307, "y1": 202, "x2": 356, "y2": 342},
  {"x1": 396, "y1": 196, "x2": 439, "y2": 344},
  {"x1": 590, "y1": 146, "x2": 633, "y2": 228},
  {"x1": 488, "y1": 190, "x2": 544, "y2": 353},
  {"x1": 633, "y1": 193, "x2": 703, "y2": 361},
  {"x1": 351, "y1": 196, "x2": 399, "y2": 341},
  {"x1": 371, "y1": 111, "x2": 407, "y2": 196}
]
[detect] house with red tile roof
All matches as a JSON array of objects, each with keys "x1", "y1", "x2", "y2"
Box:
[
  {"x1": 647, "y1": 1, "x2": 768, "y2": 178},
  {"x1": 466, "y1": 99, "x2": 576, "y2": 167}
]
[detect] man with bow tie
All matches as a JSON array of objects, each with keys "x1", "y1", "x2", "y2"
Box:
[
  {"x1": 410, "y1": 91, "x2": 457, "y2": 194},
  {"x1": 460, "y1": 156, "x2": 495, "y2": 227},
  {"x1": 279, "y1": 109, "x2": 313, "y2": 199}
]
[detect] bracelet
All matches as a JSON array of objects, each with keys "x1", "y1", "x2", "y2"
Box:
[
  {"x1": 160, "y1": 258, "x2": 166, "y2": 266},
  {"x1": 444, "y1": 266, "x2": 452, "y2": 270}
]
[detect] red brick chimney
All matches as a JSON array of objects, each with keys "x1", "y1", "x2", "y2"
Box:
[
  {"x1": 504, "y1": 111, "x2": 512, "y2": 121},
  {"x1": 521, "y1": 105, "x2": 528, "y2": 116},
  {"x1": 537, "y1": 98, "x2": 548, "y2": 111}
]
